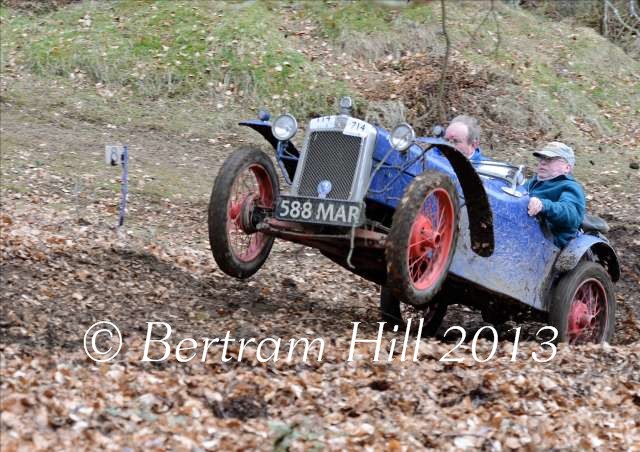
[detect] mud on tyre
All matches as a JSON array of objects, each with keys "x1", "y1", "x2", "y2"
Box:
[
  {"x1": 208, "y1": 148, "x2": 279, "y2": 279},
  {"x1": 385, "y1": 170, "x2": 459, "y2": 306},
  {"x1": 549, "y1": 261, "x2": 616, "y2": 344}
]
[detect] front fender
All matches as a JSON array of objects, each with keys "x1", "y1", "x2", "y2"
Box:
[
  {"x1": 555, "y1": 234, "x2": 620, "y2": 281},
  {"x1": 239, "y1": 120, "x2": 299, "y2": 182},
  {"x1": 419, "y1": 139, "x2": 494, "y2": 257}
]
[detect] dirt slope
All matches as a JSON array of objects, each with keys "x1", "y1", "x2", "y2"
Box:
[
  {"x1": 1, "y1": 1, "x2": 639, "y2": 450},
  {"x1": 1, "y1": 97, "x2": 639, "y2": 449}
]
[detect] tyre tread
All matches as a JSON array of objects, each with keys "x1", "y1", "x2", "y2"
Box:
[
  {"x1": 208, "y1": 148, "x2": 278, "y2": 279},
  {"x1": 385, "y1": 171, "x2": 459, "y2": 306}
]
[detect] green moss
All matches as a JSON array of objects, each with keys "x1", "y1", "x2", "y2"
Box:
[
  {"x1": 307, "y1": 1, "x2": 394, "y2": 38},
  {"x1": 403, "y1": 3, "x2": 434, "y2": 23},
  {"x1": 2, "y1": 0, "x2": 347, "y2": 118},
  {"x1": 3, "y1": 0, "x2": 638, "y2": 139}
]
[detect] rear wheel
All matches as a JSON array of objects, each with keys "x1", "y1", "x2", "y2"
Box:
[
  {"x1": 208, "y1": 148, "x2": 278, "y2": 278},
  {"x1": 386, "y1": 171, "x2": 459, "y2": 306},
  {"x1": 549, "y1": 262, "x2": 615, "y2": 344},
  {"x1": 380, "y1": 287, "x2": 447, "y2": 337}
]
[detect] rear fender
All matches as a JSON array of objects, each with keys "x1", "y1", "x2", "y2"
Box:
[
  {"x1": 418, "y1": 139, "x2": 494, "y2": 257},
  {"x1": 555, "y1": 234, "x2": 620, "y2": 281},
  {"x1": 239, "y1": 120, "x2": 299, "y2": 182}
]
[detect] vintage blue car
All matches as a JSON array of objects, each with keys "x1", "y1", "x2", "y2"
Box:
[{"x1": 208, "y1": 97, "x2": 620, "y2": 345}]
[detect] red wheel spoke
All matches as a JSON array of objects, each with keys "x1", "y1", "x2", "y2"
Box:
[
  {"x1": 224, "y1": 164, "x2": 274, "y2": 262},
  {"x1": 567, "y1": 278, "x2": 608, "y2": 345},
  {"x1": 406, "y1": 187, "x2": 455, "y2": 291},
  {"x1": 437, "y1": 211, "x2": 449, "y2": 235},
  {"x1": 587, "y1": 296, "x2": 597, "y2": 317},
  {"x1": 409, "y1": 258, "x2": 430, "y2": 282},
  {"x1": 590, "y1": 286, "x2": 599, "y2": 309},
  {"x1": 409, "y1": 255, "x2": 430, "y2": 272},
  {"x1": 409, "y1": 236, "x2": 436, "y2": 249},
  {"x1": 229, "y1": 202, "x2": 242, "y2": 220},
  {"x1": 435, "y1": 205, "x2": 445, "y2": 230},
  {"x1": 409, "y1": 253, "x2": 430, "y2": 272}
]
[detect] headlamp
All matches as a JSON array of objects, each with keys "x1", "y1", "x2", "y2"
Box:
[
  {"x1": 389, "y1": 123, "x2": 415, "y2": 152},
  {"x1": 271, "y1": 114, "x2": 298, "y2": 141}
]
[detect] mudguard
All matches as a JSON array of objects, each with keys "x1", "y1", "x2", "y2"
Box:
[
  {"x1": 418, "y1": 138, "x2": 495, "y2": 257},
  {"x1": 555, "y1": 233, "x2": 620, "y2": 281},
  {"x1": 239, "y1": 120, "x2": 299, "y2": 182}
]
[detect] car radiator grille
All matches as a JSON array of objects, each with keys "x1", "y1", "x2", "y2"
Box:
[{"x1": 297, "y1": 131, "x2": 362, "y2": 200}]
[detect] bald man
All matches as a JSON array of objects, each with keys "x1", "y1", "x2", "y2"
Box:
[{"x1": 444, "y1": 115, "x2": 485, "y2": 162}]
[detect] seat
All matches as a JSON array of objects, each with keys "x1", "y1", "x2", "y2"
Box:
[{"x1": 581, "y1": 214, "x2": 609, "y2": 234}]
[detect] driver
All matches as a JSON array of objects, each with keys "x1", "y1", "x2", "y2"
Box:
[
  {"x1": 444, "y1": 115, "x2": 485, "y2": 162},
  {"x1": 527, "y1": 142, "x2": 586, "y2": 248}
]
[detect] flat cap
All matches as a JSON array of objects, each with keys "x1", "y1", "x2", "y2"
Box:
[{"x1": 533, "y1": 141, "x2": 575, "y2": 167}]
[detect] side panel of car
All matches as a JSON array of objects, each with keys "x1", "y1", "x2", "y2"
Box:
[
  {"x1": 449, "y1": 179, "x2": 560, "y2": 310},
  {"x1": 367, "y1": 131, "x2": 557, "y2": 308},
  {"x1": 368, "y1": 130, "x2": 495, "y2": 257},
  {"x1": 367, "y1": 143, "x2": 456, "y2": 208}
]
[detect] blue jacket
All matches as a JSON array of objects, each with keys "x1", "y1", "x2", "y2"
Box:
[
  {"x1": 434, "y1": 147, "x2": 486, "y2": 161},
  {"x1": 469, "y1": 148, "x2": 485, "y2": 162},
  {"x1": 527, "y1": 174, "x2": 586, "y2": 248}
]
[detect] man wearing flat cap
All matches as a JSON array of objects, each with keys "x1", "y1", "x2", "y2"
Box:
[{"x1": 527, "y1": 142, "x2": 586, "y2": 248}]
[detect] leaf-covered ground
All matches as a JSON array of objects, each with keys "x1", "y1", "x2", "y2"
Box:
[
  {"x1": 0, "y1": 110, "x2": 638, "y2": 448},
  {"x1": 1, "y1": 188, "x2": 639, "y2": 450},
  {"x1": 2, "y1": 1, "x2": 640, "y2": 450}
]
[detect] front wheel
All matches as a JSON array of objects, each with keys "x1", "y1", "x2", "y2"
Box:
[
  {"x1": 208, "y1": 148, "x2": 278, "y2": 279},
  {"x1": 386, "y1": 171, "x2": 459, "y2": 306},
  {"x1": 549, "y1": 262, "x2": 616, "y2": 344}
]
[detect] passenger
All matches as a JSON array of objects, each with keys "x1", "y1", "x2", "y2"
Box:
[
  {"x1": 527, "y1": 142, "x2": 586, "y2": 248},
  {"x1": 444, "y1": 115, "x2": 485, "y2": 162}
]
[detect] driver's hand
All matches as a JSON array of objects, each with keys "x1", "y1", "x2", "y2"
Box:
[{"x1": 528, "y1": 197, "x2": 543, "y2": 216}]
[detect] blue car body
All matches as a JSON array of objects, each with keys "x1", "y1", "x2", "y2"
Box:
[{"x1": 240, "y1": 117, "x2": 620, "y2": 314}]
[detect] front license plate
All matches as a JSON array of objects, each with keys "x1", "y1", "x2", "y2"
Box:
[{"x1": 275, "y1": 196, "x2": 364, "y2": 227}]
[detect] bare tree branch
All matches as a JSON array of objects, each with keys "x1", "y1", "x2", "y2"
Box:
[
  {"x1": 629, "y1": 0, "x2": 640, "y2": 22},
  {"x1": 437, "y1": 0, "x2": 451, "y2": 123},
  {"x1": 469, "y1": 9, "x2": 492, "y2": 42},
  {"x1": 605, "y1": 0, "x2": 640, "y2": 34},
  {"x1": 491, "y1": 0, "x2": 502, "y2": 56},
  {"x1": 603, "y1": 0, "x2": 609, "y2": 37},
  {"x1": 467, "y1": 1, "x2": 502, "y2": 56}
]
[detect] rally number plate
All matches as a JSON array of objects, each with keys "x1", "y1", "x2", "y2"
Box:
[{"x1": 275, "y1": 196, "x2": 364, "y2": 227}]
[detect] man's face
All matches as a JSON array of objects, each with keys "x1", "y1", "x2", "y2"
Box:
[
  {"x1": 445, "y1": 122, "x2": 475, "y2": 158},
  {"x1": 536, "y1": 156, "x2": 572, "y2": 180}
]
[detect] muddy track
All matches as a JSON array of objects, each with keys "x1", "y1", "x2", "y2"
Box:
[
  {"x1": 1, "y1": 85, "x2": 639, "y2": 450},
  {"x1": 1, "y1": 188, "x2": 638, "y2": 352}
]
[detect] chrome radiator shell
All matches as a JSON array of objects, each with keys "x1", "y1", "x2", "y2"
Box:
[{"x1": 290, "y1": 116, "x2": 377, "y2": 202}]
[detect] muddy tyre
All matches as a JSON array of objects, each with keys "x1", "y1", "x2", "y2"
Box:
[
  {"x1": 380, "y1": 287, "x2": 447, "y2": 337},
  {"x1": 386, "y1": 171, "x2": 459, "y2": 306},
  {"x1": 208, "y1": 148, "x2": 278, "y2": 279},
  {"x1": 549, "y1": 261, "x2": 615, "y2": 344}
]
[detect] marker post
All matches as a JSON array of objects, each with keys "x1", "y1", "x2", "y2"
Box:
[{"x1": 105, "y1": 145, "x2": 129, "y2": 228}]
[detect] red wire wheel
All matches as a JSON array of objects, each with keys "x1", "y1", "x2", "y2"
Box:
[
  {"x1": 549, "y1": 262, "x2": 616, "y2": 344},
  {"x1": 408, "y1": 188, "x2": 455, "y2": 291},
  {"x1": 567, "y1": 279, "x2": 608, "y2": 344},
  {"x1": 226, "y1": 166, "x2": 273, "y2": 261},
  {"x1": 386, "y1": 171, "x2": 459, "y2": 306},
  {"x1": 208, "y1": 148, "x2": 278, "y2": 278}
]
